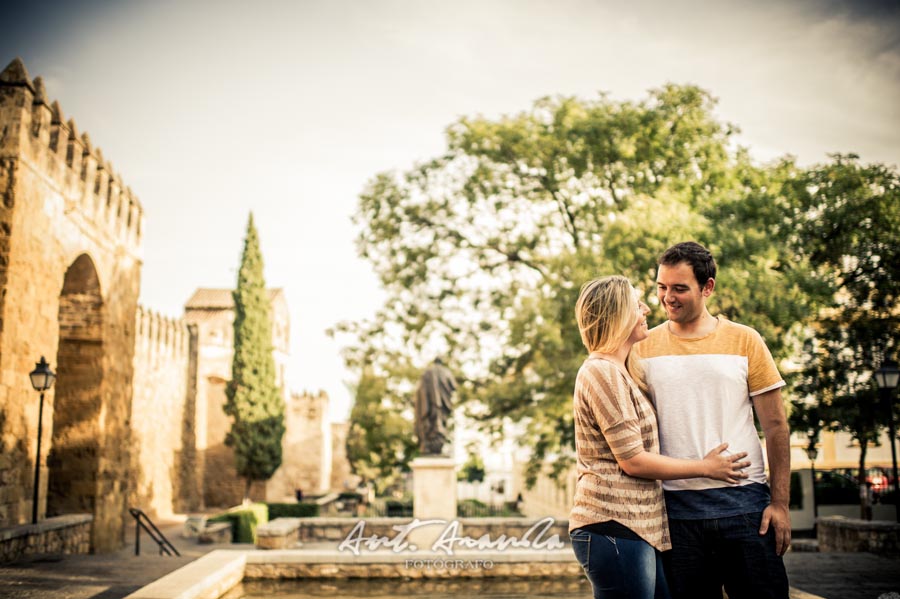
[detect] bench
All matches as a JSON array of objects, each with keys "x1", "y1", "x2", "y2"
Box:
[
  {"x1": 198, "y1": 522, "x2": 232, "y2": 544},
  {"x1": 256, "y1": 517, "x2": 302, "y2": 549}
]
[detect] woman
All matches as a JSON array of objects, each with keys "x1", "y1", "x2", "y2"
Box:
[{"x1": 569, "y1": 276, "x2": 749, "y2": 599}]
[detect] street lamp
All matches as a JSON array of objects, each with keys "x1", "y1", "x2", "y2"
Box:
[
  {"x1": 806, "y1": 445, "x2": 819, "y2": 521},
  {"x1": 28, "y1": 356, "x2": 56, "y2": 525},
  {"x1": 874, "y1": 359, "x2": 900, "y2": 523}
]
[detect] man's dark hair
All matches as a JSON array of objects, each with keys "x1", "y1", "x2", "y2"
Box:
[{"x1": 659, "y1": 242, "x2": 717, "y2": 288}]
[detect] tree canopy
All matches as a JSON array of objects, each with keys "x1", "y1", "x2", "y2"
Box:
[
  {"x1": 338, "y1": 85, "x2": 897, "y2": 486},
  {"x1": 787, "y1": 156, "x2": 900, "y2": 481},
  {"x1": 345, "y1": 368, "x2": 417, "y2": 495},
  {"x1": 225, "y1": 213, "x2": 286, "y2": 500}
]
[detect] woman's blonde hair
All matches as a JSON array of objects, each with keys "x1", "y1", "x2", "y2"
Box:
[{"x1": 575, "y1": 275, "x2": 647, "y2": 392}]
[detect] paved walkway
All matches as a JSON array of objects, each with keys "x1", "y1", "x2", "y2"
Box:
[
  {"x1": 785, "y1": 551, "x2": 900, "y2": 599},
  {"x1": 0, "y1": 518, "x2": 898, "y2": 599}
]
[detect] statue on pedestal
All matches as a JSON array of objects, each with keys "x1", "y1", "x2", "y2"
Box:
[{"x1": 414, "y1": 358, "x2": 457, "y2": 456}]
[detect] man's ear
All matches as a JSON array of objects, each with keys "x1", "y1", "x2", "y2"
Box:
[{"x1": 703, "y1": 278, "x2": 715, "y2": 297}]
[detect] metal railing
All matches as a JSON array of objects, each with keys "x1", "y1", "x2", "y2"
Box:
[{"x1": 128, "y1": 507, "x2": 180, "y2": 556}]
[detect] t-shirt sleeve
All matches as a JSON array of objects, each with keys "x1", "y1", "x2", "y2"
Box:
[
  {"x1": 582, "y1": 362, "x2": 644, "y2": 460},
  {"x1": 746, "y1": 330, "x2": 785, "y2": 396}
]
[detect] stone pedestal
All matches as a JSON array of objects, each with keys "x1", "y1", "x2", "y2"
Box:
[{"x1": 409, "y1": 456, "x2": 457, "y2": 550}]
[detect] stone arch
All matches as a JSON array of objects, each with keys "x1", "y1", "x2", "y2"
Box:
[{"x1": 47, "y1": 253, "x2": 104, "y2": 520}]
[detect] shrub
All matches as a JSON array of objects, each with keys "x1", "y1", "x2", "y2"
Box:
[
  {"x1": 209, "y1": 502, "x2": 268, "y2": 543},
  {"x1": 267, "y1": 502, "x2": 320, "y2": 519}
]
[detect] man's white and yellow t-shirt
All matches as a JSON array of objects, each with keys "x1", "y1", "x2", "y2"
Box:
[{"x1": 633, "y1": 316, "x2": 785, "y2": 519}]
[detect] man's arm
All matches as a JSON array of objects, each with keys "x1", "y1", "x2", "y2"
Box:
[{"x1": 752, "y1": 387, "x2": 791, "y2": 555}]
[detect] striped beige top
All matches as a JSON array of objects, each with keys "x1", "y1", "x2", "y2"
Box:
[{"x1": 568, "y1": 354, "x2": 671, "y2": 552}]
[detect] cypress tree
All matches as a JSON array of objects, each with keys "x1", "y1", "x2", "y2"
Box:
[{"x1": 225, "y1": 213, "x2": 285, "y2": 501}]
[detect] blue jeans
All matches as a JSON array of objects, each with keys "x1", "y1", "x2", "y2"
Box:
[
  {"x1": 663, "y1": 512, "x2": 789, "y2": 599},
  {"x1": 570, "y1": 528, "x2": 671, "y2": 599}
]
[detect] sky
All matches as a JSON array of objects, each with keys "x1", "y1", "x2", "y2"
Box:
[{"x1": 4, "y1": 0, "x2": 899, "y2": 423}]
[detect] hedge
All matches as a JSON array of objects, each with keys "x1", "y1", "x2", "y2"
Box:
[
  {"x1": 267, "y1": 502, "x2": 320, "y2": 519},
  {"x1": 385, "y1": 500, "x2": 413, "y2": 517},
  {"x1": 208, "y1": 502, "x2": 268, "y2": 544}
]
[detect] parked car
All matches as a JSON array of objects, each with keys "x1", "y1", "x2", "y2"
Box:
[{"x1": 835, "y1": 466, "x2": 895, "y2": 498}]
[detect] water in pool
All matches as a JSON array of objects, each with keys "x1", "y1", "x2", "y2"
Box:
[{"x1": 225, "y1": 577, "x2": 591, "y2": 598}]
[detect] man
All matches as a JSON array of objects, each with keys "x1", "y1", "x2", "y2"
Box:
[{"x1": 634, "y1": 241, "x2": 791, "y2": 599}]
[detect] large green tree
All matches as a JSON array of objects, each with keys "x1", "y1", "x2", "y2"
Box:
[
  {"x1": 786, "y1": 155, "x2": 900, "y2": 493},
  {"x1": 225, "y1": 213, "x2": 285, "y2": 501},
  {"x1": 345, "y1": 368, "x2": 417, "y2": 495},
  {"x1": 339, "y1": 85, "x2": 808, "y2": 483}
]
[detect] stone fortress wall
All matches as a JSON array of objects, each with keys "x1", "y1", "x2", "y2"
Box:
[
  {"x1": 0, "y1": 58, "x2": 343, "y2": 552},
  {"x1": 130, "y1": 307, "x2": 199, "y2": 517},
  {"x1": 0, "y1": 58, "x2": 144, "y2": 552}
]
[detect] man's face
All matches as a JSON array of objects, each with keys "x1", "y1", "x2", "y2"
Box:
[{"x1": 656, "y1": 261, "x2": 713, "y2": 324}]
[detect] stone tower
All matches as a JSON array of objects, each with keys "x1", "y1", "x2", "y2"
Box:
[
  {"x1": 274, "y1": 390, "x2": 333, "y2": 498},
  {"x1": 184, "y1": 287, "x2": 293, "y2": 506},
  {"x1": 0, "y1": 58, "x2": 143, "y2": 551}
]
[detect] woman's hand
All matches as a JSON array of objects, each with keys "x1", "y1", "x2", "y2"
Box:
[{"x1": 701, "y1": 443, "x2": 750, "y2": 483}]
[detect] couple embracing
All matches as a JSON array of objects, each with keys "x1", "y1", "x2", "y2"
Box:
[{"x1": 569, "y1": 241, "x2": 791, "y2": 599}]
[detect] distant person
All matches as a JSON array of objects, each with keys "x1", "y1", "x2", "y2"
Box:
[
  {"x1": 634, "y1": 241, "x2": 791, "y2": 599},
  {"x1": 570, "y1": 275, "x2": 750, "y2": 599}
]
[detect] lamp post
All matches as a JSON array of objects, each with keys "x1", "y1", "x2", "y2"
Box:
[
  {"x1": 874, "y1": 359, "x2": 900, "y2": 523},
  {"x1": 28, "y1": 356, "x2": 56, "y2": 525},
  {"x1": 806, "y1": 445, "x2": 819, "y2": 521}
]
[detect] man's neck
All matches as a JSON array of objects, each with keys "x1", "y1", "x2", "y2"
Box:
[{"x1": 668, "y1": 311, "x2": 717, "y2": 338}]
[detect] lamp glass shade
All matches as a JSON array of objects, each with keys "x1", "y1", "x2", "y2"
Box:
[
  {"x1": 28, "y1": 357, "x2": 56, "y2": 392},
  {"x1": 805, "y1": 446, "x2": 818, "y2": 461},
  {"x1": 874, "y1": 361, "x2": 900, "y2": 391}
]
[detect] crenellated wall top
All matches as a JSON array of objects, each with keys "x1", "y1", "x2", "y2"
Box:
[
  {"x1": 291, "y1": 390, "x2": 330, "y2": 403},
  {"x1": 135, "y1": 305, "x2": 195, "y2": 355},
  {"x1": 0, "y1": 57, "x2": 144, "y2": 249}
]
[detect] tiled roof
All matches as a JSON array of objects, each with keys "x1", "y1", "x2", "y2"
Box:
[{"x1": 184, "y1": 288, "x2": 285, "y2": 310}]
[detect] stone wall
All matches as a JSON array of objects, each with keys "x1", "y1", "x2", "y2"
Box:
[
  {"x1": 126, "y1": 548, "x2": 583, "y2": 599},
  {"x1": 0, "y1": 514, "x2": 91, "y2": 563},
  {"x1": 130, "y1": 307, "x2": 199, "y2": 517},
  {"x1": 0, "y1": 59, "x2": 142, "y2": 552},
  {"x1": 817, "y1": 516, "x2": 900, "y2": 556},
  {"x1": 330, "y1": 421, "x2": 357, "y2": 491},
  {"x1": 244, "y1": 561, "x2": 583, "y2": 580}
]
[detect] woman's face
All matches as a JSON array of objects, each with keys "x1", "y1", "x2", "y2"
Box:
[{"x1": 627, "y1": 289, "x2": 651, "y2": 345}]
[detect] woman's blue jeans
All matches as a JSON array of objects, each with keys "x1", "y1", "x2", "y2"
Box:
[{"x1": 570, "y1": 528, "x2": 672, "y2": 599}]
